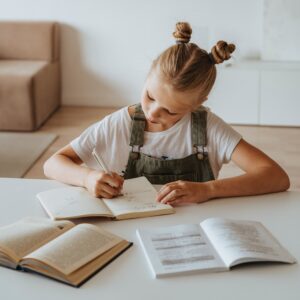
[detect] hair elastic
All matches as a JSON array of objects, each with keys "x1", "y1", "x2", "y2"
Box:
[{"x1": 208, "y1": 52, "x2": 215, "y2": 64}]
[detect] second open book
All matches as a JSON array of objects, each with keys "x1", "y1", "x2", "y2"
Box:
[
  {"x1": 137, "y1": 218, "x2": 296, "y2": 278},
  {"x1": 0, "y1": 218, "x2": 132, "y2": 287},
  {"x1": 37, "y1": 177, "x2": 174, "y2": 220}
]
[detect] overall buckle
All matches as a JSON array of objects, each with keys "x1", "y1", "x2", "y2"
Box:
[
  {"x1": 130, "y1": 145, "x2": 141, "y2": 160},
  {"x1": 194, "y1": 145, "x2": 208, "y2": 160}
]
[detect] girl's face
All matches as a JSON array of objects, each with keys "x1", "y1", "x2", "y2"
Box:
[{"x1": 141, "y1": 69, "x2": 205, "y2": 131}]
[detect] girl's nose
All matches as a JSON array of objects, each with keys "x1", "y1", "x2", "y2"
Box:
[
  {"x1": 149, "y1": 110, "x2": 160, "y2": 120},
  {"x1": 149, "y1": 105, "x2": 161, "y2": 119}
]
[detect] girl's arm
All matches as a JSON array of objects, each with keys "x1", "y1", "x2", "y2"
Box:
[
  {"x1": 207, "y1": 139, "x2": 290, "y2": 198},
  {"x1": 157, "y1": 139, "x2": 290, "y2": 204},
  {"x1": 43, "y1": 145, "x2": 123, "y2": 198}
]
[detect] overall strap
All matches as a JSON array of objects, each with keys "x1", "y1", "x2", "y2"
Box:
[
  {"x1": 129, "y1": 104, "x2": 146, "y2": 148},
  {"x1": 191, "y1": 108, "x2": 208, "y2": 160}
]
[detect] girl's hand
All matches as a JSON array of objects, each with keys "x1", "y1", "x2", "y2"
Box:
[
  {"x1": 156, "y1": 181, "x2": 212, "y2": 205},
  {"x1": 84, "y1": 170, "x2": 124, "y2": 198}
]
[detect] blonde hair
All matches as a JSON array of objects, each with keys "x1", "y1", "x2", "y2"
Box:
[{"x1": 150, "y1": 22, "x2": 235, "y2": 99}]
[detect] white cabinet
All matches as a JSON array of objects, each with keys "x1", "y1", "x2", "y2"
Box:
[
  {"x1": 206, "y1": 60, "x2": 300, "y2": 126},
  {"x1": 260, "y1": 70, "x2": 300, "y2": 126}
]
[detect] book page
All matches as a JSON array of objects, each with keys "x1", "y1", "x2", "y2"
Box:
[
  {"x1": 103, "y1": 177, "x2": 173, "y2": 217},
  {"x1": 24, "y1": 224, "x2": 123, "y2": 275},
  {"x1": 137, "y1": 224, "x2": 227, "y2": 277},
  {"x1": 0, "y1": 218, "x2": 73, "y2": 262},
  {"x1": 37, "y1": 187, "x2": 113, "y2": 220},
  {"x1": 201, "y1": 218, "x2": 296, "y2": 267}
]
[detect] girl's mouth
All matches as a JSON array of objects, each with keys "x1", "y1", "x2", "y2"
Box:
[
  {"x1": 146, "y1": 114, "x2": 159, "y2": 124},
  {"x1": 148, "y1": 118, "x2": 159, "y2": 124}
]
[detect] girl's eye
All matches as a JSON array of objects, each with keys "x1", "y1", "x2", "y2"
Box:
[
  {"x1": 166, "y1": 109, "x2": 178, "y2": 116},
  {"x1": 147, "y1": 92, "x2": 155, "y2": 101},
  {"x1": 162, "y1": 107, "x2": 177, "y2": 115},
  {"x1": 147, "y1": 91, "x2": 177, "y2": 115}
]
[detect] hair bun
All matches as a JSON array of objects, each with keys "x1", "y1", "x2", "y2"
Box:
[
  {"x1": 173, "y1": 22, "x2": 192, "y2": 44},
  {"x1": 210, "y1": 41, "x2": 235, "y2": 64}
]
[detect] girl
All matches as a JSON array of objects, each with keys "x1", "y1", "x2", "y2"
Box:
[{"x1": 44, "y1": 22, "x2": 290, "y2": 206}]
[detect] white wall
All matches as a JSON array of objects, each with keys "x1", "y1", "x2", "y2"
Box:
[
  {"x1": 263, "y1": 0, "x2": 300, "y2": 61},
  {"x1": 0, "y1": 0, "x2": 264, "y2": 107}
]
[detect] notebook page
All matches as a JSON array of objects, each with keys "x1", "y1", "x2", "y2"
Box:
[
  {"x1": 103, "y1": 177, "x2": 172, "y2": 216},
  {"x1": 37, "y1": 187, "x2": 112, "y2": 219}
]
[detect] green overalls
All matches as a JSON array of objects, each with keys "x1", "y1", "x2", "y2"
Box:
[{"x1": 123, "y1": 104, "x2": 215, "y2": 185}]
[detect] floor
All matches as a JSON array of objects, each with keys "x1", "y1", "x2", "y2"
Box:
[{"x1": 24, "y1": 106, "x2": 300, "y2": 191}]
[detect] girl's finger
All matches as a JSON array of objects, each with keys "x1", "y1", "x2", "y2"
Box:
[
  {"x1": 112, "y1": 172, "x2": 124, "y2": 185},
  {"x1": 158, "y1": 182, "x2": 175, "y2": 193},
  {"x1": 102, "y1": 173, "x2": 122, "y2": 188},
  {"x1": 160, "y1": 189, "x2": 183, "y2": 204},
  {"x1": 167, "y1": 196, "x2": 187, "y2": 206},
  {"x1": 156, "y1": 184, "x2": 178, "y2": 202},
  {"x1": 96, "y1": 190, "x2": 112, "y2": 199},
  {"x1": 98, "y1": 182, "x2": 119, "y2": 197}
]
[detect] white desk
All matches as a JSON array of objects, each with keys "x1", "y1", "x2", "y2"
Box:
[{"x1": 0, "y1": 178, "x2": 300, "y2": 300}]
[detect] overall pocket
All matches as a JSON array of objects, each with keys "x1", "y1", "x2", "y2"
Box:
[{"x1": 143, "y1": 173, "x2": 195, "y2": 185}]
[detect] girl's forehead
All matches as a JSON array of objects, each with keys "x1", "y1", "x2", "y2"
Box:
[{"x1": 146, "y1": 71, "x2": 201, "y2": 111}]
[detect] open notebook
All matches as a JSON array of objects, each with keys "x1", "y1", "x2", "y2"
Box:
[{"x1": 37, "y1": 177, "x2": 174, "y2": 220}]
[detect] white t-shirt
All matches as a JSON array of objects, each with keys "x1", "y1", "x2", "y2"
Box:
[{"x1": 70, "y1": 106, "x2": 242, "y2": 179}]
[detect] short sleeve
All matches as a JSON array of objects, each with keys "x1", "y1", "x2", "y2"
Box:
[
  {"x1": 70, "y1": 118, "x2": 108, "y2": 167},
  {"x1": 69, "y1": 107, "x2": 132, "y2": 172},
  {"x1": 206, "y1": 110, "x2": 242, "y2": 178}
]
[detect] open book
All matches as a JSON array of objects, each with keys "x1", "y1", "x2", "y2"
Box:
[
  {"x1": 0, "y1": 217, "x2": 132, "y2": 287},
  {"x1": 37, "y1": 177, "x2": 174, "y2": 220},
  {"x1": 136, "y1": 217, "x2": 296, "y2": 278}
]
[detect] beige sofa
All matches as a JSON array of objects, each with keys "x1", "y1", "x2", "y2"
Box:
[{"x1": 0, "y1": 21, "x2": 61, "y2": 131}]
